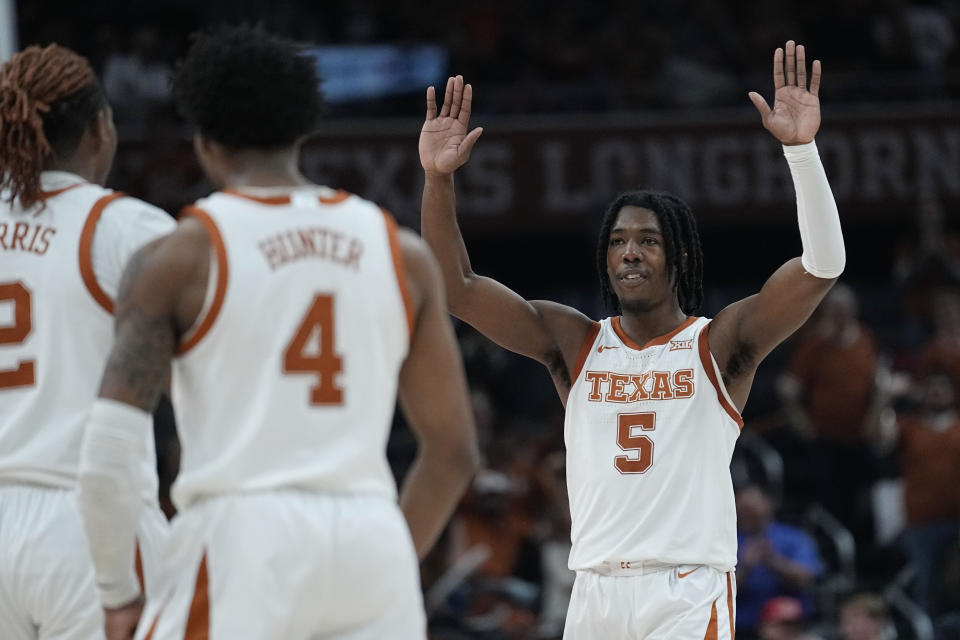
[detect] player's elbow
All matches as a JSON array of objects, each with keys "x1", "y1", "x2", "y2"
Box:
[
  {"x1": 450, "y1": 435, "x2": 482, "y2": 480},
  {"x1": 426, "y1": 430, "x2": 481, "y2": 481}
]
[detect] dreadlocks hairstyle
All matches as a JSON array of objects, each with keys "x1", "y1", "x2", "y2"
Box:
[
  {"x1": 596, "y1": 189, "x2": 704, "y2": 316},
  {"x1": 0, "y1": 44, "x2": 106, "y2": 209},
  {"x1": 173, "y1": 25, "x2": 322, "y2": 149}
]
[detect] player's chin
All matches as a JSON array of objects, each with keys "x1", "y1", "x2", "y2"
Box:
[{"x1": 617, "y1": 293, "x2": 659, "y2": 315}]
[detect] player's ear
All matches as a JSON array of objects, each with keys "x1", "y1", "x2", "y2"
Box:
[
  {"x1": 193, "y1": 132, "x2": 212, "y2": 156},
  {"x1": 87, "y1": 106, "x2": 115, "y2": 149}
]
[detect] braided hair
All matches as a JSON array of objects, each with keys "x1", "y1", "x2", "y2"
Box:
[
  {"x1": 596, "y1": 190, "x2": 704, "y2": 315},
  {"x1": 0, "y1": 44, "x2": 106, "y2": 209}
]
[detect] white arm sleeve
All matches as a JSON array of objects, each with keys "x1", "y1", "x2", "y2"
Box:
[
  {"x1": 77, "y1": 399, "x2": 152, "y2": 608},
  {"x1": 784, "y1": 141, "x2": 845, "y2": 279}
]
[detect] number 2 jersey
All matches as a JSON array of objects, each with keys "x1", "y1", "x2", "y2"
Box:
[
  {"x1": 564, "y1": 316, "x2": 743, "y2": 572},
  {"x1": 170, "y1": 188, "x2": 412, "y2": 510},
  {"x1": 0, "y1": 171, "x2": 174, "y2": 490}
]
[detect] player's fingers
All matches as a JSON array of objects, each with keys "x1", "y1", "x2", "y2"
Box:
[
  {"x1": 459, "y1": 127, "x2": 484, "y2": 159},
  {"x1": 748, "y1": 91, "x2": 771, "y2": 119},
  {"x1": 773, "y1": 47, "x2": 785, "y2": 89},
  {"x1": 785, "y1": 40, "x2": 796, "y2": 86},
  {"x1": 810, "y1": 60, "x2": 822, "y2": 96},
  {"x1": 458, "y1": 83, "x2": 474, "y2": 126},
  {"x1": 796, "y1": 44, "x2": 807, "y2": 90},
  {"x1": 426, "y1": 86, "x2": 437, "y2": 120},
  {"x1": 439, "y1": 77, "x2": 454, "y2": 117},
  {"x1": 450, "y1": 75, "x2": 464, "y2": 120}
]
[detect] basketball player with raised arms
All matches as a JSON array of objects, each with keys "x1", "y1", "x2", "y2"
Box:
[
  {"x1": 419, "y1": 41, "x2": 843, "y2": 638},
  {"x1": 0, "y1": 44, "x2": 174, "y2": 640},
  {"x1": 76, "y1": 26, "x2": 479, "y2": 640}
]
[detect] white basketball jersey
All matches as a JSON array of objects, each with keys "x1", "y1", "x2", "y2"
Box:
[
  {"x1": 0, "y1": 174, "x2": 172, "y2": 496},
  {"x1": 170, "y1": 188, "x2": 411, "y2": 509},
  {"x1": 564, "y1": 316, "x2": 742, "y2": 572}
]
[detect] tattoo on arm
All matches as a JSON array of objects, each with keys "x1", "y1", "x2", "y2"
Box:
[{"x1": 97, "y1": 247, "x2": 176, "y2": 411}]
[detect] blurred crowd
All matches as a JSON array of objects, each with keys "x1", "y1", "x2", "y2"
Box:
[
  {"x1": 17, "y1": 0, "x2": 960, "y2": 119},
  {"x1": 15, "y1": 0, "x2": 960, "y2": 637}
]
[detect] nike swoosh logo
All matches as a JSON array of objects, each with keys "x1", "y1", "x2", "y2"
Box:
[
  {"x1": 678, "y1": 567, "x2": 701, "y2": 579},
  {"x1": 597, "y1": 345, "x2": 620, "y2": 353}
]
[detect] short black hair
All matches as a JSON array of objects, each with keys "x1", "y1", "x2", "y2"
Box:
[
  {"x1": 173, "y1": 25, "x2": 322, "y2": 149},
  {"x1": 596, "y1": 189, "x2": 704, "y2": 315}
]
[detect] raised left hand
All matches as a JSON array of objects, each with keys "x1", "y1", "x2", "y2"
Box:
[
  {"x1": 419, "y1": 75, "x2": 483, "y2": 176},
  {"x1": 749, "y1": 40, "x2": 821, "y2": 145}
]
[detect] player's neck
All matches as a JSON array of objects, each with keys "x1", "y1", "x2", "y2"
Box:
[
  {"x1": 44, "y1": 157, "x2": 99, "y2": 185},
  {"x1": 220, "y1": 149, "x2": 312, "y2": 190},
  {"x1": 618, "y1": 303, "x2": 688, "y2": 346}
]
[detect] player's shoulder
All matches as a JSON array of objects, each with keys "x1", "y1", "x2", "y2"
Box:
[
  {"x1": 96, "y1": 192, "x2": 176, "y2": 236},
  {"x1": 130, "y1": 214, "x2": 209, "y2": 288}
]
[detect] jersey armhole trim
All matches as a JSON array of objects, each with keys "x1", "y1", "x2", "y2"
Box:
[
  {"x1": 176, "y1": 206, "x2": 229, "y2": 355},
  {"x1": 697, "y1": 322, "x2": 744, "y2": 429},
  {"x1": 570, "y1": 321, "x2": 601, "y2": 383},
  {"x1": 78, "y1": 191, "x2": 126, "y2": 314},
  {"x1": 381, "y1": 209, "x2": 414, "y2": 340}
]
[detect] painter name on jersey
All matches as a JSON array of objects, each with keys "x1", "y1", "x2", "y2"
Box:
[{"x1": 258, "y1": 226, "x2": 364, "y2": 271}]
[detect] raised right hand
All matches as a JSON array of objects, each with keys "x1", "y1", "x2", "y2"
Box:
[{"x1": 419, "y1": 75, "x2": 483, "y2": 175}]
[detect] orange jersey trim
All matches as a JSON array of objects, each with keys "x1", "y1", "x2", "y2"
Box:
[
  {"x1": 176, "y1": 206, "x2": 229, "y2": 355},
  {"x1": 319, "y1": 190, "x2": 350, "y2": 205},
  {"x1": 135, "y1": 541, "x2": 145, "y2": 593},
  {"x1": 726, "y1": 572, "x2": 735, "y2": 639},
  {"x1": 39, "y1": 182, "x2": 83, "y2": 199},
  {"x1": 704, "y1": 600, "x2": 719, "y2": 640},
  {"x1": 221, "y1": 188, "x2": 351, "y2": 206},
  {"x1": 382, "y1": 210, "x2": 414, "y2": 340},
  {"x1": 612, "y1": 315, "x2": 697, "y2": 351},
  {"x1": 141, "y1": 613, "x2": 160, "y2": 640},
  {"x1": 571, "y1": 322, "x2": 601, "y2": 383},
  {"x1": 184, "y1": 553, "x2": 210, "y2": 640},
  {"x1": 697, "y1": 323, "x2": 744, "y2": 429},
  {"x1": 78, "y1": 192, "x2": 126, "y2": 314},
  {"x1": 222, "y1": 189, "x2": 290, "y2": 206}
]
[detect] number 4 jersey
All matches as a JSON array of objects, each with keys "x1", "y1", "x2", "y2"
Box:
[
  {"x1": 564, "y1": 316, "x2": 743, "y2": 572},
  {"x1": 0, "y1": 171, "x2": 174, "y2": 488},
  {"x1": 170, "y1": 188, "x2": 412, "y2": 510}
]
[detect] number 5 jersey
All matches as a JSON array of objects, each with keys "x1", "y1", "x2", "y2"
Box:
[{"x1": 564, "y1": 316, "x2": 743, "y2": 572}]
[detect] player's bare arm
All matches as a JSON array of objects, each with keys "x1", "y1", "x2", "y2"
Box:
[
  {"x1": 420, "y1": 75, "x2": 594, "y2": 401},
  {"x1": 394, "y1": 229, "x2": 480, "y2": 559},
  {"x1": 98, "y1": 219, "x2": 209, "y2": 408},
  {"x1": 708, "y1": 41, "x2": 844, "y2": 410},
  {"x1": 77, "y1": 220, "x2": 208, "y2": 638}
]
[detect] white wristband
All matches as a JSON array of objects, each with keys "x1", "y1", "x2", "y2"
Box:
[
  {"x1": 78, "y1": 399, "x2": 152, "y2": 608},
  {"x1": 784, "y1": 141, "x2": 846, "y2": 279}
]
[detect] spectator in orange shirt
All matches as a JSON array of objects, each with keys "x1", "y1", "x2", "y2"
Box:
[
  {"x1": 913, "y1": 290, "x2": 960, "y2": 400},
  {"x1": 778, "y1": 284, "x2": 881, "y2": 546},
  {"x1": 892, "y1": 373, "x2": 960, "y2": 616}
]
